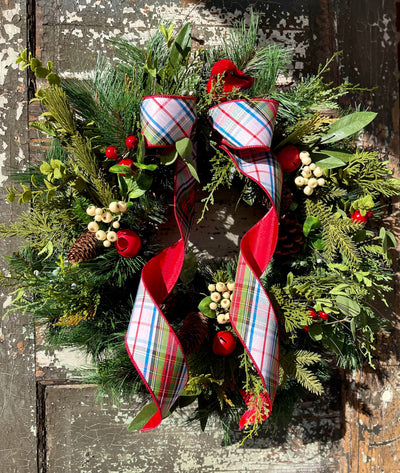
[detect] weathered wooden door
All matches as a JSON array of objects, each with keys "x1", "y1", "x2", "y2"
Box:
[{"x1": 1, "y1": 1, "x2": 399, "y2": 472}]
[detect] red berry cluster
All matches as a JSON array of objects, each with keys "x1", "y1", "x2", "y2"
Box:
[
  {"x1": 308, "y1": 308, "x2": 328, "y2": 320},
  {"x1": 105, "y1": 136, "x2": 139, "y2": 174}
]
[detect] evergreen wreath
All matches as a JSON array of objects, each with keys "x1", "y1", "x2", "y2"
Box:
[{"x1": 2, "y1": 14, "x2": 399, "y2": 444}]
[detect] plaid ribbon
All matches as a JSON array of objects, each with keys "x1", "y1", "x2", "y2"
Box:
[
  {"x1": 141, "y1": 95, "x2": 196, "y2": 147},
  {"x1": 125, "y1": 96, "x2": 196, "y2": 431},
  {"x1": 209, "y1": 99, "x2": 282, "y2": 411}
]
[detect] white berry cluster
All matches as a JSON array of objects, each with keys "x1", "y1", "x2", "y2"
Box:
[
  {"x1": 294, "y1": 151, "x2": 325, "y2": 196},
  {"x1": 86, "y1": 201, "x2": 127, "y2": 248},
  {"x1": 208, "y1": 281, "x2": 235, "y2": 324}
]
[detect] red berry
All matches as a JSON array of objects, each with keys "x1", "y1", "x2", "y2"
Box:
[
  {"x1": 105, "y1": 146, "x2": 119, "y2": 160},
  {"x1": 350, "y1": 210, "x2": 368, "y2": 223},
  {"x1": 308, "y1": 308, "x2": 317, "y2": 319},
  {"x1": 117, "y1": 158, "x2": 136, "y2": 176},
  {"x1": 275, "y1": 145, "x2": 301, "y2": 173},
  {"x1": 367, "y1": 211, "x2": 373, "y2": 218},
  {"x1": 212, "y1": 331, "x2": 236, "y2": 356},
  {"x1": 303, "y1": 326, "x2": 309, "y2": 332},
  {"x1": 125, "y1": 136, "x2": 139, "y2": 149},
  {"x1": 318, "y1": 311, "x2": 329, "y2": 321}
]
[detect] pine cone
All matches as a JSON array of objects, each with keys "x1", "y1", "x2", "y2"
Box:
[
  {"x1": 177, "y1": 311, "x2": 209, "y2": 356},
  {"x1": 68, "y1": 230, "x2": 99, "y2": 264},
  {"x1": 275, "y1": 213, "x2": 304, "y2": 256},
  {"x1": 280, "y1": 185, "x2": 294, "y2": 212}
]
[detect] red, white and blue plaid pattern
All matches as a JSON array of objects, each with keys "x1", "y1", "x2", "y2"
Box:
[
  {"x1": 209, "y1": 99, "x2": 282, "y2": 412},
  {"x1": 141, "y1": 95, "x2": 197, "y2": 147},
  {"x1": 125, "y1": 97, "x2": 196, "y2": 431}
]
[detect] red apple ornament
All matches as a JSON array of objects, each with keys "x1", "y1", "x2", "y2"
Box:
[
  {"x1": 115, "y1": 229, "x2": 141, "y2": 257},
  {"x1": 212, "y1": 331, "x2": 236, "y2": 356},
  {"x1": 105, "y1": 146, "x2": 119, "y2": 160},
  {"x1": 275, "y1": 145, "x2": 301, "y2": 173}
]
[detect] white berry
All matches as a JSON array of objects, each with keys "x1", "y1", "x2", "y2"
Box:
[
  {"x1": 95, "y1": 207, "x2": 103, "y2": 215},
  {"x1": 86, "y1": 205, "x2": 96, "y2": 216},
  {"x1": 301, "y1": 167, "x2": 312, "y2": 178},
  {"x1": 317, "y1": 178, "x2": 325, "y2": 186},
  {"x1": 102, "y1": 212, "x2": 113, "y2": 223},
  {"x1": 109, "y1": 202, "x2": 120, "y2": 213},
  {"x1": 112, "y1": 221, "x2": 120, "y2": 229},
  {"x1": 308, "y1": 178, "x2": 318, "y2": 188},
  {"x1": 215, "y1": 282, "x2": 226, "y2": 293},
  {"x1": 103, "y1": 240, "x2": 111, "y2": 248},
  {"x1": 303, "y1": 186, "x2": 314, "y2": 196},
  {"x1": 217, "y1": 313, "x2": 230, "y2": 324},
  {"x1": 222, "y1": 291, "x2": 230, "y2": 299},
  {"x1": 295, "y1": 176, "x2": 305, "y2": 186},
  {"x1": 309, "y1": 163, "x2": 316, "y2": 171},
  {"x1": 107, "y1": 231, "x2": 118, "y2": 242},
  {"x1": 211, "y1": 292, "x2": 221, "y2": 302},
  {"x1": 94, "y1": 214, "x2": 103, "y2": 222},
  {"x1": 208, "y1": 284, "x2": 216, "y2": 292},
  {"x1": 95, "y1": 230, "x2": 107, "y2": 241},
  {"x1": 227, "y1": 282, "x2": 235, "y2": 291},
  {"x1": 118, "y1": 201, "x2": 128, "y2": 213},
  {"x1": 313, "y1": 167, "x2": 324, "y2": 178},
  {"x1": 88, "y1": 222, "x2": 99, "y2": 233},
  {"x1": 221, "y1": 299, "x2": 231, "y2": 310},
  {"x1": 209, "y1": 302, "x2": 218, "y2": 311}
]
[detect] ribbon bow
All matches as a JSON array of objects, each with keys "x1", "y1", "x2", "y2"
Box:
[
  {"x1": 208, "y1": 98, "x2": 282, "y2": 413},
  {"x1": 125, "y1": 95, "x2": 197, "y2": 431}
]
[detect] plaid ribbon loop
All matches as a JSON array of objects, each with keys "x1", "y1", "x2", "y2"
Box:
[
  {"x1": 209, "y1": 98, "x2": 282, "y2": 412},
  {"x1": 125, "y1": 96, "x2": 197, "y2": 431},
  {"x1": 141, "y1": 95, "x2": 197, "y2": 147}
]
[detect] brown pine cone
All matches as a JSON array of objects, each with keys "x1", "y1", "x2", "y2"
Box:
[
  {"x1": 275, "y1": 213, "x2": 304, "y2": 256},
  {"x1": 68, "y1": 230, "x2": 99, "y2": 264},
  {"x1": 177, "y1": 311, "x2": 209, "y2": 356}
]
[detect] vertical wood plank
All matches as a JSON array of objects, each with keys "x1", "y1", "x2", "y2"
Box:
[{"x1": 0, "y1": 1, "x2": 37, "y2": 472}]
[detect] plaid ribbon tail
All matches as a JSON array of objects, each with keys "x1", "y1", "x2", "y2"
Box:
[
  {"x1": 209, "y1": 99, "x2": 282, "y2": 414},
  {"x1": 225, "y1": 147, "x2": 282, "y2": 411},
  {"x1": 126, "y1": 96, "x2": 197, "y2": 431}
]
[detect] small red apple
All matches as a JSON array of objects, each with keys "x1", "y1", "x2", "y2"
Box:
[{"x1": 212, "y1": 331, "x2": 236, "y2": 356}]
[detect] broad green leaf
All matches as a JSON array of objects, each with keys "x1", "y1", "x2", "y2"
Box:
[
  {"x1": 118, "y1": 174, "x2": 128, "y2": 197},
  {"x1": 329, "y1": 284, "x2": 350, "y2": 295},
  {"x1": 198, "y1": 296, "x2": 216, "y2": 318},
  {"x1": 40, "y1": 162, "x2": 52, "y2": 174},
  {"x1": 127, "y1": 402, "x2": 159, "y2": 431},
  {"x1": 160, "y1": 151, "x2": 178, "y2": 166},
  {"x1": 311, "y1": 154, "x2": 346, "y2": 169},
  {"x1": 312, "y1": 239, "x2": 325, "y2": 251},
  {"x1": 53, "y1": 168, "x2": 62, "y2": 179},
  {"x1": 303, "y1": 216, "x2": 321, "y2": 236},
  {"x1": 128, "y1": 174, "x2": 153, "y2": 198},
  {"x1": 34, "y1": 66, "x2": 50, "y2": 79},
  {"x1": 286, "y1": 272, "x2": 293, "y2": 287},
  {"x1": 134, "y1": 162, "x2": 158, "y2": 171},
  {"x1": 109, "y1": 164, "x2": 133, "y2": 175},
  {"x1": 30, "y1": 57, "x2": 42, "y2": 70},
  {"x1": 319, "y1": 111, "x2": 377, "y2": 144},
  {"x1": 308, "y1": 324, "x2": 323, "y2": 341},
  {"x1": 175, "y1": 137, "x2": 193, "y2": 159},
  {"x1": 47, "y1": 72, "x2": 61, "y2": 86},
  {"x1": 7, "y1": 191, "x2": 15, "y2": 203},
  {"x1": 184, "y1": 158, "x2": 199, "y2": 183},
  {"x1": 168, "y1": 23, "x2": 191, "y2": 70},
  {"x1": 31, "y1": 175, "x2": 38, "y2": 187},
  {"x1": 335, "y1": 295, "x2": 360, "y2": 317},
  {"x1": 317, "y1": 149, "x2": 353, "y2": 162},
  {"x1": 350, "y1": 318, "x2": 357, "y2": 340}
]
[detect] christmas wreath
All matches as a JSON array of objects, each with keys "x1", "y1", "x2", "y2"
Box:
[{"x1": 3, "y1": 14, "x2": 399, "y2": 443}]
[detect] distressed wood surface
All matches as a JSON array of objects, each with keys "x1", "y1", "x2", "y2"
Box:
[{"x1": 0, "y1": 1, "x2": 37, "y2": 472}]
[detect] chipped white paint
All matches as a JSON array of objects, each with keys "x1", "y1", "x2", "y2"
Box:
[
  {"x1": 36, "y1": 347, "x2": 93, "y2": 373},
  {"x1": 15, "y1": 102, "x2": 23, "y2": 121},
  {"x1": 4, "y1": 23, "x2": 21, "y2": 41},
  {"x1": 0, "y1": 47, "x2": 19, "y2": 86},
  {"x1": 2, "y1": 6, "x2": 21, "y2": 22},
  {"x1": 381, "y1": 384, "x2": 394, "y2": 408}
]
